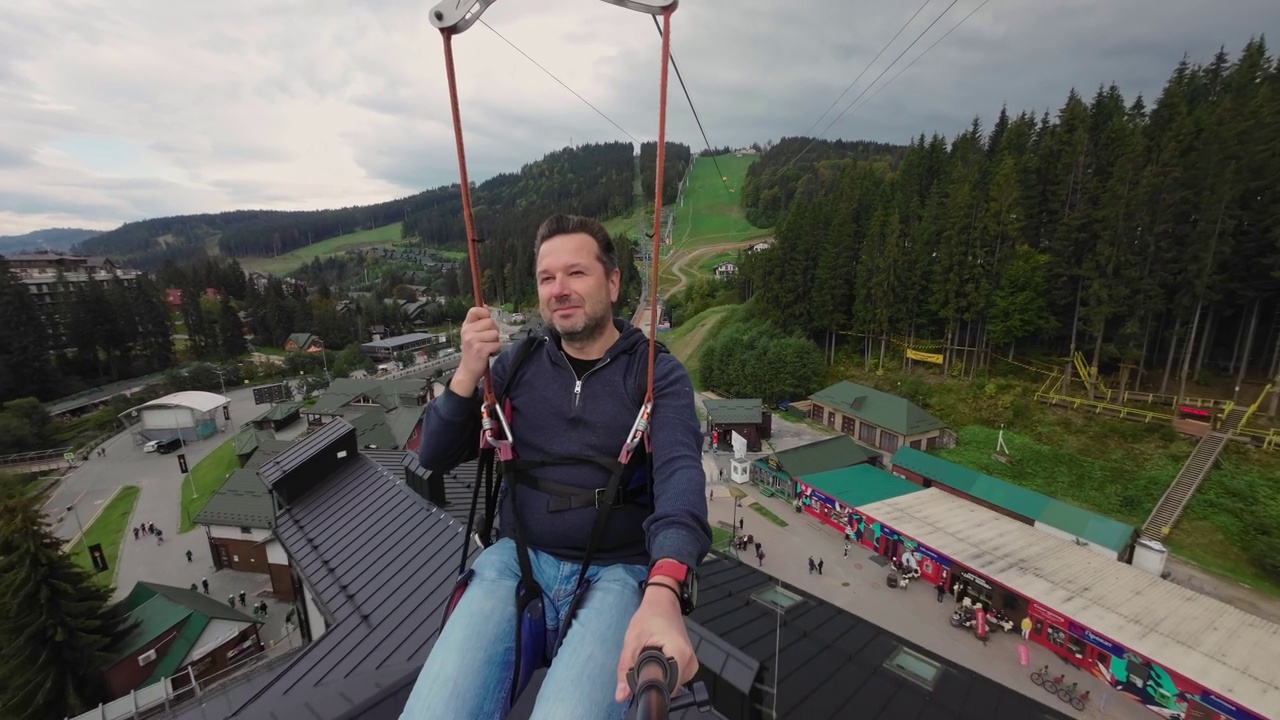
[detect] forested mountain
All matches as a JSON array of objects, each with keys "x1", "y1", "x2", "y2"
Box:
[
  {"x1": 0, "y1": 228, "x2": 100, "y2": 254},
  {"x1": 739, "y1": 39, "x2": 1280, "y2": 395},
  {"x1": 639, "y1": 141, "x2": 692, "y2": 204},
  {"x1": 73, "y1": 142, "x2": 659, "y2": 271},
  {"x1": 741, "y1": 137, "x2": 909, "y2": 227}
]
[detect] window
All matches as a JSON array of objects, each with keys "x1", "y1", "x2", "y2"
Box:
[
  {"x1": 926, "y1": 435, "x2": 940, "y2": 450},
  {"x1": 910, "y1": 439, "x2": 922, "y2": 450},
  {"x1": 751, "y1": 585, "x2": 804, "y2": 613},
  {"x1": 884, "y1": 646, "x2": 943, "y2": 689},
  {"x1": 240, "y1": 527, "x2": 253, "y2": 534},
  {"x1": 879, "y1": 431, "x2": 900, "y2": 453}
]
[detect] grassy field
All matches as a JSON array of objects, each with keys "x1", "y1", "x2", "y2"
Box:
[
  {"x1": 749, "y1": 501, "x2": 789, "y2": 527},
  {"x1": 69, "y1": 485, "x2": 140, "y2": 588},
  {"x1": 179, "y1": 440, "x2": 240, "y2": 533},
  {"x1": 696, "y1": 251, "x2": 738, "y2": 274},
  {"x1": 238, "y1": 223, "x2": 404, "y2": 276},
  {"x1": 834, "y1": 363, "x2": 1280, "y2": 595},
  {"x1": 670, "y1": 154, "x2": 769, "y2": 248},
  {"x1": 662, "y1": 304, "x2": 734, "y2": 386}
]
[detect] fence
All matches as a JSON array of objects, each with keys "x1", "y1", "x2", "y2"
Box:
[{"x1": 66, "y1": 644, "x2": 302, "y2": 720}]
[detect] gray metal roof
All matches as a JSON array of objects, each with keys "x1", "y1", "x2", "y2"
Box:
[
  {"x1": 251, "y1": 402, "x2": 303, "y2": 423},
  {"x1": 218, "y1": 450, "x2": 477, "y2": 719},
  {"x1": 193, "y1": 469, "x2": 274, "y2": 529}
]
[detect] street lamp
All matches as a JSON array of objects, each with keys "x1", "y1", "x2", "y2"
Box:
[
  {"x1": 211, "y1": 368, "x2": 228, "y2": 395},
  {"x1": 66, "y1": 504, "x2": 90, "y2": 561}
]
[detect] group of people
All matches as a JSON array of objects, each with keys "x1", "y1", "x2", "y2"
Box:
[{"x1": 132, "y1": 521, "x2": 163, "y2": 544}]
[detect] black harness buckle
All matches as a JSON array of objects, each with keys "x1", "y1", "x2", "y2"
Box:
[{"x1": 595, "y1": 486, "x2": 625, "y2": 509}]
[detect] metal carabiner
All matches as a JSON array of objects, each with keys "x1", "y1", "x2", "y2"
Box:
[
  {"x1": 617, "y1": 400, "x2": 653, "y2": 464},
  {"x1": 481, "y1": 400, "x2": 516, "y2": 461}
]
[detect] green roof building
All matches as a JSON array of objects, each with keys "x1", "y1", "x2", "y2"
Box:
[
  {"x1": 103, "y1": 582, "x2": 261, "y2": 701},
  {"x1": 891, "y1": 447, "x2": 1136, "y2": 559},
  {"x1": 807, "y1": 381, "x2": 951, "y2": 458},
  {"x1": 750, "y1": 434, "x2": 881, "y2": 500}
]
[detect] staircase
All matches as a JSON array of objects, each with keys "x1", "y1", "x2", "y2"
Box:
[{"x1": 1140, "y1": 405, "x2": 1246, "y2": 541}]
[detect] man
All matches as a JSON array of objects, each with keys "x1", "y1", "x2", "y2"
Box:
[{"x1": 401, "y1": 215, "x2": 710, "y2": 720}]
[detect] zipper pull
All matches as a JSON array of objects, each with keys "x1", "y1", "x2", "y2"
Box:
[{"x1": 573, "y1": 379, "x2": 583, "y2": 408}]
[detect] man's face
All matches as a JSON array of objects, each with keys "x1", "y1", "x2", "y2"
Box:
[{"x1": 536, "y1": 232, "x2": 619, "y2": 344}]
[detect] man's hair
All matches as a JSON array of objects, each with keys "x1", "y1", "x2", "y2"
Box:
[{"x1": 534, "y1": 214, "x2": 618, "y2": 276}]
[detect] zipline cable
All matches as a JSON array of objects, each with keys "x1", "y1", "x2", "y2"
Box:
[
  {"x1": 798, "y1": 0, "x2": 935, "y2": 140},
  {"x1": 652, "y1": 16, "x2": 730, "y2": 195},
  {"x1": 480, "y1": 18, "x2": 640, "y2": 145}
]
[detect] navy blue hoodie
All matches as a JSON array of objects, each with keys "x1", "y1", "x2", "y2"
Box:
[{"x1": 417, "y1": 318, "x2": 711, "y2": 570}]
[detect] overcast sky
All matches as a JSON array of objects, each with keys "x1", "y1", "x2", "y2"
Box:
[{"x1": 1, "y1": 0, "x2": 1276, "y2": 236}]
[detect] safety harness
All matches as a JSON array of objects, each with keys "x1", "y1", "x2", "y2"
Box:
[{"x1": 431, "y1": 0, "x2": 678, "y2": 708}]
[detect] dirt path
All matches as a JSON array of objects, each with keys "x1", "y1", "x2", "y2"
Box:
[{"x1": 662, "y1": 237, "x2": 769, "y2": 298}]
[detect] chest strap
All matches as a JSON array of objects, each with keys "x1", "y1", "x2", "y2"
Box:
[{"x1": 512, "y1": 474, "x2": 649, "y2": 512}]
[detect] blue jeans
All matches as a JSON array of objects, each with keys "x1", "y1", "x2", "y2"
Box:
[{"x1": 400, "y1": 538, "x2": 648, "y2": 720}]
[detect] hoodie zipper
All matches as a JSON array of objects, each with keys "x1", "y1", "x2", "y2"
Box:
[{"x1": 561, "y1": 350, "x2": 611, "y2": 408}]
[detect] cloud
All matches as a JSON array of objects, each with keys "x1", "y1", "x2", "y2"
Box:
[{"x1": 0, "y1": 0, "x2": 1277, "y2": 235}]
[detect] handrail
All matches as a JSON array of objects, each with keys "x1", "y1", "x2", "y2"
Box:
[{"x1": 1034, "y1": 392, "x2": 1173, "y2": 423}]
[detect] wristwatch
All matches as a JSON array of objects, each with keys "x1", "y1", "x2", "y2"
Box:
[{"x1": 645, "y1": 559, "x2": 697, "y2": 616}]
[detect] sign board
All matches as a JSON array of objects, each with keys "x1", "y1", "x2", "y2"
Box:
[
  {"x1": 64, "y1": 452, "x2": 75, "y2": 463},
  {"x1": 731, "y1": 431, "x2": 747, "y2": 459},
  {"x1": 89, "y1": 543, "x2": 108, "y2": 572},
  {"x1": 223, "y1": 405, "x2": 231, "y2": 421},
  {"x1": 178, "y1": 454, "x2": 189, "y2": 474},
  {"x1": 252, "y1": 383, "x2": 288, "y2": 405}
]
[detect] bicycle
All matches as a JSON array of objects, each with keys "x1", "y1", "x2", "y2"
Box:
[
  {"x1": 1029, "y1": 670, "x2": 1065, "y2": 695},
  {"x1": 627, "y1": 647, "x2": 712, "y2": 719},
  {"x1": 1057, "y1": 684, "x2": 1088, "y2": 712}
]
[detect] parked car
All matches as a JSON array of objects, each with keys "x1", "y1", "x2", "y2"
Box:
[
  {"x1": 155, "y1": 438, "x2": 182, "y2": 454},
  {"x1": 143, "y1": 440, "x2": 162, "y2": 453}
]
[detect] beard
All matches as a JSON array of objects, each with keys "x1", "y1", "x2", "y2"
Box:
[{"x1": 547, "y1": 299, "x2": 611, "y2": 343}]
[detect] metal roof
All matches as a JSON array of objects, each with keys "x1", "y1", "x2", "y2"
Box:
[
  {"x1": 704, "y1": 398, "x2": 765, "y2": 425},
  {"x1": 250, "y1": 402, "x2": 303, "y2": 423},
  {"x1": 133, "y1": 390, "x2": 230, "y2": 414},
  {"x1": 112, "y1": 582, "x2": 257, "y2": 666},
  {"x1": 771, "y1": 434, "x2": 880, "y2": 477},
  {"x1": 797, "y1": 464, "x2": 924, "y2": 508},
  {"x1": 809, "y1": 381, "x2": 946, "y2": 436},
  {"x1": 858, "y1": 488, "x2": 1280, "y2": 718},
  {"x1": 194, "y1": 469, "x2": 275, "y2": 529},
  {"x1": 224, "y1": 452, "x2": 477, "y2": 718},
  {"x1": 687, "y1": 556, "x2": 1072, "y2": 719},
  {"x1": 891, "y1": 448, "x2": 1135, "y2": 553}
]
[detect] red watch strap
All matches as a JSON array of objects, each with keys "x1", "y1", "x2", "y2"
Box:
[{"x1": 649, "y1": 559, "x2": 688, "y2": 584}]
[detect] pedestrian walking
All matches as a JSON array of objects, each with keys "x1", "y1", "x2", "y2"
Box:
[
  {"x1": 738, "y1": 517, "x2": 743, "y2": 530},
  {"x1": 239, "y1": 591, "x2": 246, "y2": 607},
  {"x1": 259, "y1": 601, "x2": 269, "y2": 618},
  {"x1": 132, "y1": 527, "x2": 139, "y2": 541},
  {"x1": 1021, "y1": 616, "x2": 1032, "y2": 640},
  {"x1": 148, "y1": 522, "x2": 155, "y2": 535},
  {"x1": 709, "y1": 488, "x2": 714, "y2": 501},
  {"x1": 808, "y1": 557, "x2": 816, "y2": 574},
  {"x1": 746, "y1": 534, "x2": 753, "y2": 546},
  {"x1": 817, "y1": 558, "x2": 824, "y2": 575},
  {"x1": 935, "y1": 582, "x2": 946, "y2": 603},
  {"x1": 202, "y1": 578, "x2": 209, "y2": 594},
  {"x1": 843, "y1": 542, "x2": 849, "y2": 557},
  {"x1": 756, "y1": 549, "x2": 765, "y2": 567},
  {"x1": 252, "y1": 605, "x2": 260, "y2": 619},
  {"x1": 155, "y1": 529, "x2": 164, "y2": 545},
  {"x1": 185, "y1": 549, "x2": 193, "y2": 563},
  {"x1": 228, "y1": 595, "x2": 236, "y2": 608}
]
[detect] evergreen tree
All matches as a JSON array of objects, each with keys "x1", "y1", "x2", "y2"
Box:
[{"x1": 0, "y1": 494, "x2": 136, "y2": 720}]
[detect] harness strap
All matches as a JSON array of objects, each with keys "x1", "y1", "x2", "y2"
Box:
[{"x1": 513, "y1": 473, "x2": 649, "y2": 512}]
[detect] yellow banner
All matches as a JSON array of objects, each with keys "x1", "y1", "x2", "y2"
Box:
[{"x1": 906, "y1": 349, "x2": 944, "y2": 365}]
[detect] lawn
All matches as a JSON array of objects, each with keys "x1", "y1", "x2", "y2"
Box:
[
  {"x1": 68, "y1": 485, "x2": 140, "y2": 588},
  {"x1": 749, "y1": 501, "x2": 789, "y2": 527},
  {"x1": 238, "y1": 222, "x2": 404, "y2": 276},
  {"x1": 179, "y1": 440, "x2": 240, "y2": 533},
  {"x1": 663, "y1": 304, "x2": 734, "y2": 385},
  {"x1": 670, "y1": 154, "x2": 769, "y2": 248}
]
